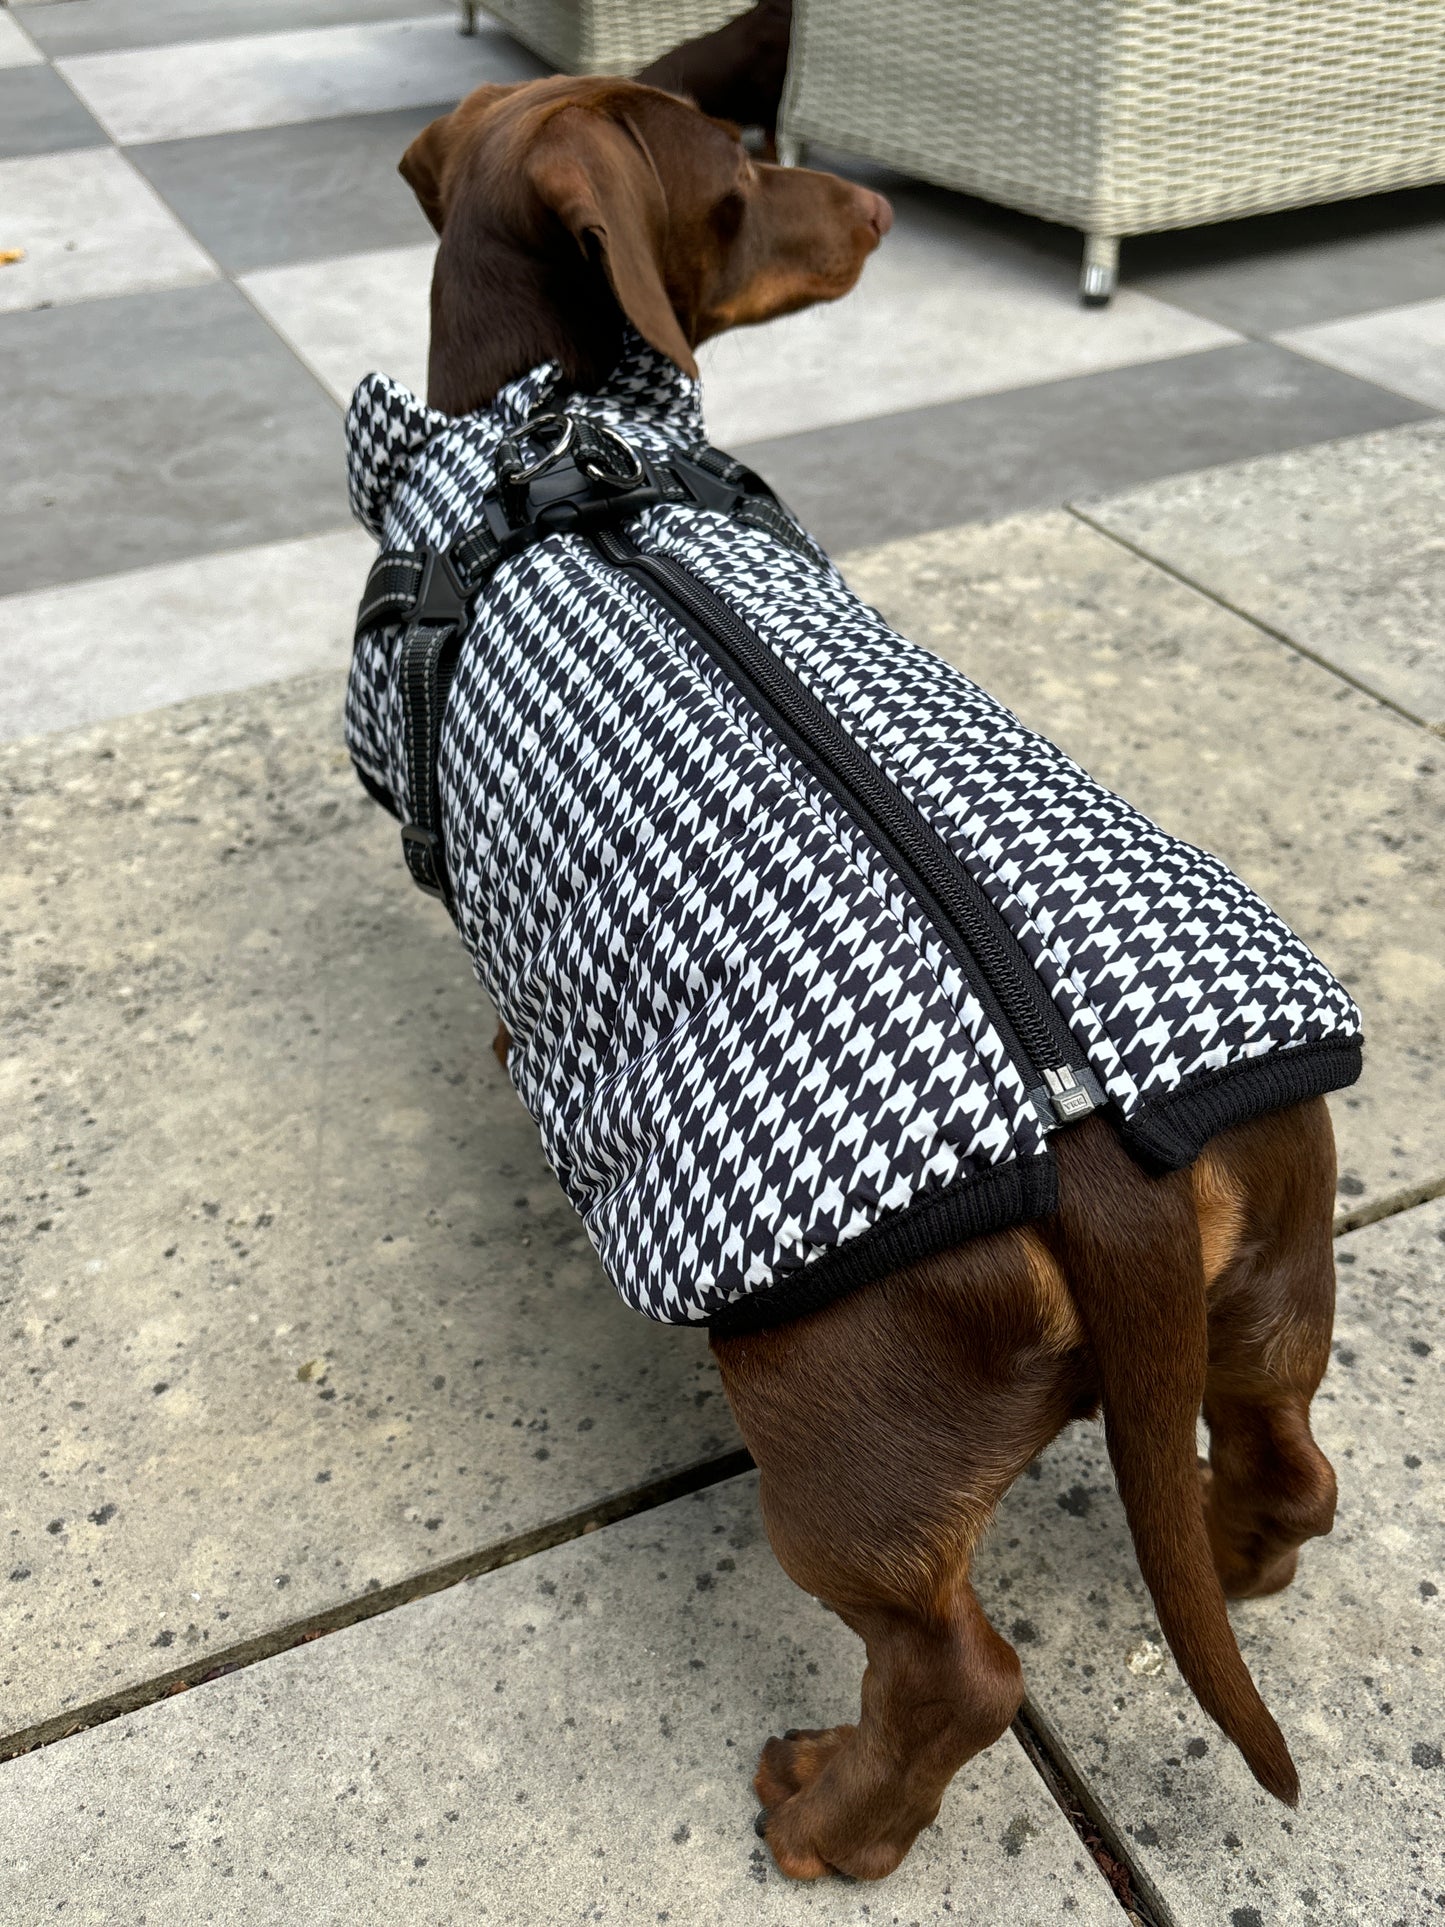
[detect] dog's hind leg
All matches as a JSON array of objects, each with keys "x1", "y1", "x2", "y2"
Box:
[
  {"x1": 1193, "y1": 1097, "x2": 1340, "y2": 1599},
  {"x1": 711, "y1": 1229, "x2": 1095, "y2": 1880}
]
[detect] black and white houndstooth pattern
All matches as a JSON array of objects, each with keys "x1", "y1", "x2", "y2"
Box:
[{"x1": 345, "y1": 333, "x2": 1361, "y2": 1326}]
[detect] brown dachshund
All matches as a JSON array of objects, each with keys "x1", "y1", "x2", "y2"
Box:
[{"x1": 401, "y1": 78, "x2": 1339, "y2": 1882}]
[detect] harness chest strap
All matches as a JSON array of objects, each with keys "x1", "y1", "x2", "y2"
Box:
[{"x1": 352, "y1": 415, "x2": 813, "y2": 912}]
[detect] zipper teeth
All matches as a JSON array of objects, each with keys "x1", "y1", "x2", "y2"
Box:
[{"x1": 595, "y1": 530, "x2": 1084, "y2": 1086}]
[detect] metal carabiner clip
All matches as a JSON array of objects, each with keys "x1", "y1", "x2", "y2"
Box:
[{"x1": 510, "y1": 411, "x2": 577, "y2": 485}]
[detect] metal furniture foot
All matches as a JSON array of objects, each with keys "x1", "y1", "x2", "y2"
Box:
[
  {"x1": 458, "y1": 0, "x2": 478, "y2": 35},
  {"x1": 1080, "y1": 232, "x2": 1118, "y2": 306}
]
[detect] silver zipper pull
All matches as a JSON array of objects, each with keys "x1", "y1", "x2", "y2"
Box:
[{"x1": 1032, "y1": 1064, "x2": 1106, "y2": 1128}]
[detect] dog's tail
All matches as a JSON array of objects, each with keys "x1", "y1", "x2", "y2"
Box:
[{"x1": 1051, "y1": 1117, "x2": 1299, "y2": 1806}]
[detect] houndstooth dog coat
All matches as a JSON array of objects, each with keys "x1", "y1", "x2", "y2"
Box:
[{"x1": 344, "y1": 333, "x2": 1362, "y2": 1331}]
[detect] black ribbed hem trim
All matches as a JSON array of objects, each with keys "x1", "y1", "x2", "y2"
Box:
[
  {"x1": 707, "y1": 1152, "x2": 1057, "y2": 1336},
  {"x1": 1120, "y1": 1036, "x2": 1363, "y2": 1175}
]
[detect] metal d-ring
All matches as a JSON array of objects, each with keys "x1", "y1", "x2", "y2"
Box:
[
  {"x1": 578, "y1": 420, "x2": 646, "y2": 489},
  {"x1": 510, "y1": 412, "x2": 576, "y2": 486}
]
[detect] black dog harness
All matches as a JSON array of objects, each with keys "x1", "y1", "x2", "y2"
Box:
[
  {"x1": 356, "y1": 409, "x2": 809, "y2": 913},
  {"x1": 344, "y1": 336, "x2": 1362, "y2": 1330}
]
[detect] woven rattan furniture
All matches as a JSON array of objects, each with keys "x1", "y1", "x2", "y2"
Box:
[
  {"x1": 463, "y1": 0, "x2": 749, "y2": 74},
  {"x1": 777, "y1": 0, "x2": 1445, "y2": 303}
]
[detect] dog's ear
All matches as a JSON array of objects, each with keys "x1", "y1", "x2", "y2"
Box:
[
  {"x1": 528, "y1": 107, "x2": 699, "y2": 378},
  {"x1": 401, "y1": 86, "x2": 524, "y2": 235},
  {"x1": 399, "y1": 112, "x2": 454, "y2": 235}
]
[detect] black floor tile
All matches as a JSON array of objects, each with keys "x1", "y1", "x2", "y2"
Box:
[
  {"x1": 0, "y1": 65, "x2": 108, "y2": 159},
  {"x1": 130, "y1": 107, "x2": 442, "y2": 275},
  {"x1": 739, "y1": 343, "x2": 1438, "y2": 554},
  {"x1": 1128, "y1": 185, "x2": 1445, "y2": 335},
  {"x1": 0, "y1": 282, "x2": 350, "y2": 594},
  {"x1": 20, "y1": 0, "x2": 447, "y2": 58}
]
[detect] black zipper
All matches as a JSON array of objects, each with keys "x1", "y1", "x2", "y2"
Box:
[{"x1": 591, "y1": 527, "x2": 1104, "y2": 1131}]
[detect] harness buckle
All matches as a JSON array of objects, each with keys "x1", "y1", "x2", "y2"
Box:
[
  {"x1": 411, "y1": 547, "x2": 473, "y2": 626},
  {"x1": 400, "y1": 823, "x2": 447, "y2": 900}
]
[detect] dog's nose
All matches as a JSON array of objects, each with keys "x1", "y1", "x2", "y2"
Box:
[{"x1": 867, "y1": 191, "x2": 894, "y2": 238}]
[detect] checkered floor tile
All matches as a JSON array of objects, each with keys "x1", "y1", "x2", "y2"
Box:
[{"x1": 1, "y1": 0, "x2": 1442, "y2": 738}]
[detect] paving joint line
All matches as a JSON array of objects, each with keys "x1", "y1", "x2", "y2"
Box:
[
  {"x1": 0, "y1": 1444, "x2": 754, "y2": 1766},
  {"x1": 1066, "y1": 501, "x2": 1444, "y2": 739},
  {"x1": 1334, "y1": 1170, "x2": 1445, "y2": 1236},
  {"x1": 1012, "y1": 1697, "x2": 1177, "y2": 1927}
]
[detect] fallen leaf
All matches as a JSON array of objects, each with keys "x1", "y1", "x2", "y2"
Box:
[{"x1": 0, "y1": 248, "x2": 26, "y2": 267}]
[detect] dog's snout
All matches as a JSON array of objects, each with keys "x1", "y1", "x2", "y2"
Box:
[{"x1": 866, "y1": 191, "x2": 893, "y2": 239}]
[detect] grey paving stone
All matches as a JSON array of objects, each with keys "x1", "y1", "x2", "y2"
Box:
[
  {"x1": 0, "y1": 1476, "x2": 1122, "y2": 1926},
  {"x1": 129, "y1": 106, "x2": 443, "y2": 275},
  {"x1": 19, "y1": 0, "x2": 448, "y2": 58},
  {"x1": 0, "y1": 282, "x2": 348, "y2": 594},
  {"x1": 0, "y1": 146, "x2": 217, "y2": 315},
  {"x1": 739, "y1": 344, "x2": 1432, "y2": 553},
  {"x1": 0, "y1": 527, "x2": 375, "y2": 740},
  {"x1": 1128, "y1": 185, "x2": 1445, "y2": 335},
  {"x1": 1278, "y1": 299, "x2": 1445, "y2": 418},
  {"x1": 0, "y1": 675, "x2": 739, "y2": 1747},
  {"x1": 695, "y1": 180, "x2": 1235, "y2": 446},
  {"x1": 239, "y1": 241, "x2": 432, "y2": 405},
  {"x1": 1082, "y1": 420, "x2": 1445, "y2": 731},
  {"x1": 0, "y1": 62, "x2": 107, "y2": 157},
  {"x1": 0, "y1": 10, "x2": 44, "y2": 68},
  {"x1": 972, "y1": 1197, "x2": 1445, "y2": 1927},
  {"x1": 841, "y1": 508, "x2": 1445, "y2": 1225}
]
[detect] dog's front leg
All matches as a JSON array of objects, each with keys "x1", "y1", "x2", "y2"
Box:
[{"x1": 711, "y1": 1231, "x2": 1094, "y2": 1880}]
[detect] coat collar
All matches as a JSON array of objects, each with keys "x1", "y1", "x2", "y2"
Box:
[{"x1": 346, "y1": 330, "x2": 705, "y2": 540}]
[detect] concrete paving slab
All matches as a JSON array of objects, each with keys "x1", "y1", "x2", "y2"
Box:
[
  {"x1": 739, "y1": 344, "x2": 1432, "y2": 553},
  {"x1": 1081, "y1": 421, "x2": 1445, "y2": 731},
  {"x1": 56, "y1": 13, "x2": 544, "y2": 146},
  {"x1": 0, "y1": 674, "x2": 740, "y2": 1749},
  {"x1": 0, "y1": 146, "x2": 216, "y2": 315},
  {"x1": 971, "y1": 1197, "x2": 1445, "y2": 1927},
  {"x1": 841, "y1": 507, "x2": 1445, "y2": 1225},
  {"x1": 0, "y1": 526, "x2": 372, "y2": 740},
  {"x1": 0, "y1": 1475, "x2": 1123, "y2": 1926},
  {"x1": 240, "y1": 241, "x2": 433, "y2": 406},
  {"x1": 1279, "y1": 296, "x2": 1445, "y2": 416}
]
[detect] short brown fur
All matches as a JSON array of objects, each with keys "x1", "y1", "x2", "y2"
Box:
[{"x1": 409, "y1": 79, "x2": 1339, "y2": 1881}]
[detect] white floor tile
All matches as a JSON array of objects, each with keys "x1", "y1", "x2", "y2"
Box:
[
  {"x1": 0, "y1": 146, "x2": 217, "y2": 313},
  {"x1": 241, "y1": 241, "x2": 433, "y2": 405},
  {"x1": 0, "y1": 527, "x2": 375, "y2": 739},
  {"x1": 0, "y1": 9, "x2": 43, "y2": 66},
  {"x1": 55, "y1": 11, "x2": 540, "y2": 145},
  {"x1": 1278, "y1": 295, "x2": 1445, "y2": 413},
  {"x1": 236, "y1": 217, "x2": 1237, "y2": 448},
  {"x1": 699, "y1": 198, "x2": 1240, "y2": 445}
]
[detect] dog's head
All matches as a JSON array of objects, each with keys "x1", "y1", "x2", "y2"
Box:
[{"x1": 400, "y1": 76, "x2": 891, "y2": 414}]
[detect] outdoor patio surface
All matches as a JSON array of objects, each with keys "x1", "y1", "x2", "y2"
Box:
[{"x1": 2, "y1": 3, "x2": 1442, "y2": 1922}]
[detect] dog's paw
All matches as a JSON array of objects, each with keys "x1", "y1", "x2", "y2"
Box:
[
  {"x1": 753, "y1": 1725, "x2": 915, "y2": 1881},
  {"x1": 755, "y1": 1724, "x2": 854, "y2": 1813}
]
